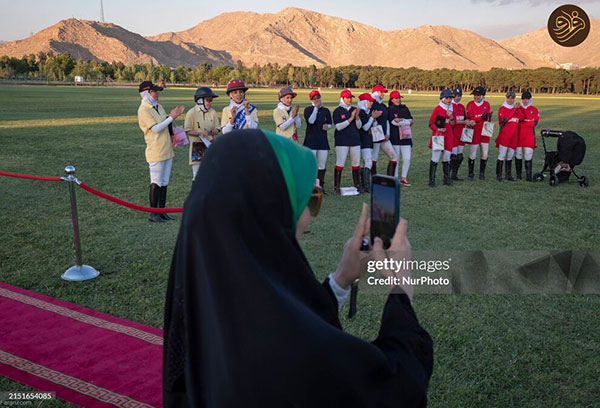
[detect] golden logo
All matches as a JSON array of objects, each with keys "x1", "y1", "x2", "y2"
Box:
[{"x1": 548, "y1": 5, "x2": 590, "y2": 47}]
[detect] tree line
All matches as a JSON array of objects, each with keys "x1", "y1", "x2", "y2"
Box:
[{"x1": 1, "y1": 52, "x2": 599, "y2": 95}]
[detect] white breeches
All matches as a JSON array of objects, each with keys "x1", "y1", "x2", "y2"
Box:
[
  {"x1": 361, "y1": 148, "x2": 373, "y2": 169},
  {"x1": 469, "y1": 142, "x2": 489, "y2": 160},
  {"x1": 149, "y1": 158, "x2": 172, "y2": 187},
  {"x1": 431, "y1": 150, "x2": 451, "y2": 163},
  {"x1": 497, "y1": 145, "x2": 515, "y2": 161},
  {"x1": 335, "y1": 146, "x2": 361, "y2": 169},
  {"x1": 312, "y1": 150, "x2": 329, "y2": 170},
  {"x1": 515, "y1": 147, "x2": 534, "y2": 161},
  {"x1": 372, "y1": 140, "x2": 397, "y2": 163}
]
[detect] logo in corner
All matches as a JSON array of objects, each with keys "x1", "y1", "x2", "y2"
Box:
[{"x1": 548, "y1": 4, "x2": 590, "y2": 47}]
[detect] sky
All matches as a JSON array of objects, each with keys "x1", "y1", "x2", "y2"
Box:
[{"x1": 1, "y1": 0, "x2": 599, "y2": 42}]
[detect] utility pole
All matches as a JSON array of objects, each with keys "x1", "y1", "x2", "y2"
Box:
[{"x1": 100, "y1": 0, "x2": 105, "y2": 23}]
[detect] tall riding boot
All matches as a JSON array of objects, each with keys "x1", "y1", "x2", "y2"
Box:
[
  {"x1": 515, "y1": 159, "x2": 523, "y2": 181},
  {"x1": 371, "y1": 161, "x2": 377, "y2": 176},
  {"x1": 496, "y1": 160, "x2": 503, "y2": 182},
  {"x1": 352, "y1": 168, "x2": 361, "y2": 194},
  {"x1": 317, "y1": 169, "x2": 327, "y2": 194},
  {"x1": 359, "y1": 168, "x2": 365, "y2": 193},
  {"x1": 442, "y1": 161, "x2": 453, "y2": 186},
  {"x1": 387, "y1": 161, "x2": 397, "y2": 177},
  {"x1": 159, "y1": 186, "x2": 175, "y2": 221},
  {"x1": 429, "y1": 161, "x2": 437, "y2": 188},
  {"x1": 525, "y1": 160, "x2": 533, "y2": 182},
  {"x1": 468, "y1": 158, "x2": 475, "y2": 181},
  {"x1": 453, "y1": 153, "x2": 464, "y2": 181},
  {"x1": 479, "y1": 159, "x2": 487, "y2": 180},
  {"x1": 505, "y1": 160, "x2": 516, "y2": 181},
  {"x1": 148, "y1": 183, "x2": 165, "y2": 223},
  {"x1": 363, "y1": 167, "x2": 371, "y2": 193},
  {"x1": 449, "y1": 154, "x2": 457, "y2": 180},
  {"x1": 334, "y1": 168, "x2": 342, "y2": 195}
]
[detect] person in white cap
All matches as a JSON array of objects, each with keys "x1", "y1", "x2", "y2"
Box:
[
  {"x1": 515, "y1": 91, "x2": 539, "y2": 181},
  {"x1": 273, "y1": 86, "x2": 301, "y2": 141},
  {"x1": 495, "y1": 90, "x2": 522, "y2": 182},
  {"x1": 221, "y1": 78, "x2": 258, "y2": 134}
]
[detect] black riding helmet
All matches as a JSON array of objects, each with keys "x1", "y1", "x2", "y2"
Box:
[
  {"x1": 471, "y1": 86, "x2": 486, "y2": 96},
  {"x1": 194, "y1": 86, "x2": 219, "y2": 102}
]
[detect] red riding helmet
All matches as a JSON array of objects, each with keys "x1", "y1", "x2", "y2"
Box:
[{"x1": 226, "y1": 78, "x2": 249, "y2": 95}]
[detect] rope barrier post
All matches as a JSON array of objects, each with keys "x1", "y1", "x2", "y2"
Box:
[{"x1": 61, "y1": 165, "x2": 99, "y2": 281}]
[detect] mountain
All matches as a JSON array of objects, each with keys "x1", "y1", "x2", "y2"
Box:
[
  {"x1": 498, "y1": 19, "x2": 600, "y2": 68},
  {"x1": 148, "y1": 7, "x2": 529, "y2": 70},
  {"x1": 0, "y1": 18, "x2": 232, "y2": 66},
  {"x1": 0, "y1": 8, "x2": 598, "y2": 70}
]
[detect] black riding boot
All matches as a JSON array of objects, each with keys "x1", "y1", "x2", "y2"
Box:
[
  {"x1": 515, "y1": 159, "x2": 523, "y2": 180},
  {"x1": 334, "y1": 168, "x2": 342, "y2": 195},
  {"x1": 443, "y1": 161, "x2": 453, "y2": 186},
  {"x1": 429, "y1": 161, "x2": 437, "y2": 188},
  {"x1": 496, "y1": 160, "x2": 503, "y2": 182},
  {"x1": 479, "y1": 159, "x2": 487, "y2": 180},
  {"x1": 468, "y1": 158, "x2": 475, "y2": 181},
  {"x1": 361, "y1": 167, "x2": 372, "y2": 193},
  {"x1": 317, "y1": 169, "x2": 327, "y2": 194},
  {"x1": 148, "y1": 183, "x2": 165, "y2": 223},
  {"x1": 449, "y1": 154, "x2": 457, "y2": 179},
  {"x1": 505, "y1": 160, "x2": 516, "y2": 181},
  {"x1": 371, "y1": 162, "x2": 377, "y2": 176},
  {"x1": 525, "y1": 160, "x2": 533, "y2": 182},
  {"x1": 352, "y1": 168, "x2": 361, "y2": 194},
  {"x1": 159, "y1": 186, "x2": 175, "y2": 221},
  {"x1": 452, "y1": 153, "x2": 463, "y2": 181},
  {"x1": 387, "y1": 161, "x2": 397, "y2": 177}
]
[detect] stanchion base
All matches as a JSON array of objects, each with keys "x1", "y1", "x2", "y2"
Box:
[{"x1": 61, "y1": 265, "x2": 99, "y2": 281}]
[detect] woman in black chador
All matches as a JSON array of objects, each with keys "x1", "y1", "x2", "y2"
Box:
[{"x1": 163, "y1": 129, "x2": 433, "y2": 407}]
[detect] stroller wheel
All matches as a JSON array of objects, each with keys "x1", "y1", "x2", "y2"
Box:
[
  {"x1": 534, "y1": 173, "x2": 544, "y2": 182},
  {"x1": 578, "y1": 175, "x2": 589, "y2": 187},
  {"x1": 550, "y1": 175, "x2": 558, "y2": 187}
]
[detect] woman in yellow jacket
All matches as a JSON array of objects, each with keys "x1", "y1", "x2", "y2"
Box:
[
  {"x1": 137, "y1": 81, "x2": 184, "y2": 223},
  {"x1": 184, "y1": 86, "x2": 220, "y2": 181}
]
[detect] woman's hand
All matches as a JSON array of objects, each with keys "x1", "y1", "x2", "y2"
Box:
[
  {"x1": 371, "y1": 110, "x2": 383, "y2": 119},
  {"x1": 291, "y1": 105, "x2": 299, "y2": 118},
  {"x1": 169, "y1": 105, "x2": 185, "y2": 119},
  {"x1": 332, "y1": 203, "x2": 369, "y2": 289}
]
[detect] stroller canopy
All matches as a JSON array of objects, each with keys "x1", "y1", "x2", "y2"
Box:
[{"x1": 557, "y1": 131, "x2": 586, "y2": 167}]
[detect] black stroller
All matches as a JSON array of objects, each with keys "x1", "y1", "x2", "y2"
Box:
[{"x1": 533, "y1": 129, "x2": 589, "y2": 187}]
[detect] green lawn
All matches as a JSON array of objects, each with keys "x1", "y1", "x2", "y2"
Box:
[{"x1": 0, "y1": 85, "x2": 599, "y2": 407}]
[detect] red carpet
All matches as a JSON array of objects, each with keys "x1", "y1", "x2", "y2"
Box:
[{"x1": 0, "y1": 282, "x2": 163, "y2": 408}]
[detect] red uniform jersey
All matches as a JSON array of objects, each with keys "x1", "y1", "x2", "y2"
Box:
[
  {"x1": 517, "y1": 105, "x2": 539, "y2": 149},
  {"x1": 466, "y1": 100, "x2": 492, "y2": 144},
  {"x1": 451, "y1": 102, "x2": 466, "y2": 147},
  {"x1": 428, "y1": 105, "x2": 454, "y2": 151},
  {"x1": 496, "y1": 105, "x2": 522, "y2": 149}
]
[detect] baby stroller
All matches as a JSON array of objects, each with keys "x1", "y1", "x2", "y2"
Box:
[{"x1": 533, "y1": 129, "x2": 589, "y2": 187}]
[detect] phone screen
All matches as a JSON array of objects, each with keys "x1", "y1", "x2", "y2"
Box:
[{"x1": 371, "y1": 176, "x2": 400, "y2": 249}]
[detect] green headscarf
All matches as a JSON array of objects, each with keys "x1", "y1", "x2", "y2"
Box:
[{"x1": 263, "y1": 130, "x2": 316, "y2": 229}]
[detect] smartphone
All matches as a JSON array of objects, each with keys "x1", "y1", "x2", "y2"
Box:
[{"x1": 371, "y1": 175, "x2": 401, "y2": 249}]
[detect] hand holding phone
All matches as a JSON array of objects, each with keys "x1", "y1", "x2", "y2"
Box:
[{"x1": 370, "y1": 175, "x2": 401, "y2": 249}]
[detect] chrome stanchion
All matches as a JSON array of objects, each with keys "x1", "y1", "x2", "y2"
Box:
[{"x1": 61, "y1": 165, "x2": 99, "y2": 281}]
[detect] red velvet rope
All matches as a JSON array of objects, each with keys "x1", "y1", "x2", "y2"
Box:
[
  {"x1": 0, "y1": 170, "x2": 183, "y2": 213},
  {"x1": 79, "y1": 183, "x2": 183, "y2": 213},
  {"x1": 0, "y1": 170, "x2": 62, "y2": 182}
]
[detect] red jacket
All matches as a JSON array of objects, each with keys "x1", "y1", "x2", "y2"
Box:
[
  {"x1": 517, "y1": 105, "x2": 539, "y2": 149},
  {"x1": 428, "y1": 105, "x2": 454, "y2": 151},
  {"x1": 452, "y1": 102, "x2": 466, "y2": 147},
  {"x1": 496, "y1": 105, "x2": 522, "y2": 149},
  {"x1": 466, "y1": 100, "x2": 492, "y2": 144}
]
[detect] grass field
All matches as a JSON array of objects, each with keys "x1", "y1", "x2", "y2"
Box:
[{"x1": 1, "y1": 85, "x2": 599, "y2": 407}]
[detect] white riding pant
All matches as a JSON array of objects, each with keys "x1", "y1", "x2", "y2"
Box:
[
  {"x1": 469, "y1": 142, "x2": 489, "y2": 160},
  {"x1": 361, "y1": 148, "x2": 373, "y2": 169},
  {"x1": 312, "y1": 150, "x2": 329, "y2": 170},
  {"x1": 515, "y1": 147, "x2": 534, "y2": 161},
  {"x1": 149, "y1": 158, "x2": 172, "y2": 187},
  {"x1": 335, "y1": 146, "x2": 361, "y2": 169}
]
